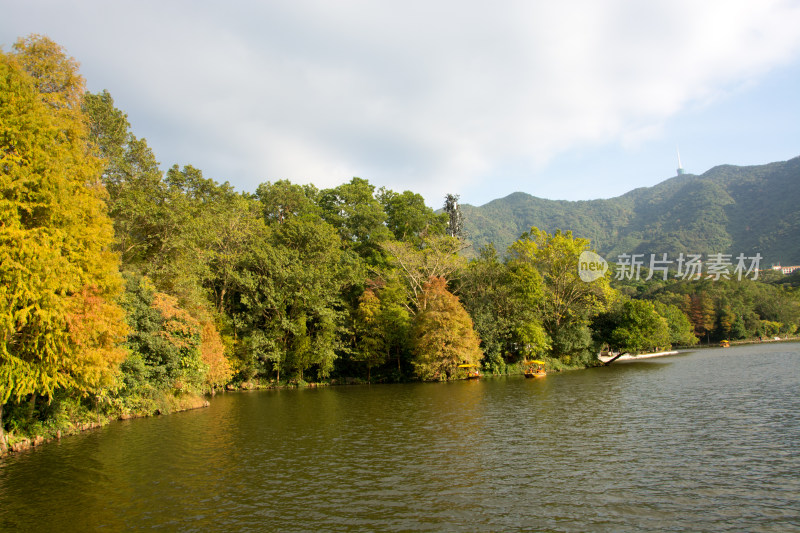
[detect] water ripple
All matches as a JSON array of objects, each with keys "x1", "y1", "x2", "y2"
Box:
[{"x1": 0, "y1": 344, "x2": 798, "y2": 531}]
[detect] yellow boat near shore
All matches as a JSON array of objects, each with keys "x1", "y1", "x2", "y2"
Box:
[
  {"x1": 524, "y1": 360, "x2": 547, "y2": 378},
  {"x1": 458, "y1": 363, "x2": 481, "y2": 379}
]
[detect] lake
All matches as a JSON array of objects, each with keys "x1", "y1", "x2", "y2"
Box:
[{"x1": 1, "y1": 342, "x2": 798, "y2": 532}]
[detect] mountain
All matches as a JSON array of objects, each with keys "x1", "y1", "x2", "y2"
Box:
[{"x1": 461, "y1": 156, "x2": 800, "y2": 266}]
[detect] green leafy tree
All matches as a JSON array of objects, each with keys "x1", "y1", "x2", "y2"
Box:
[
  {"x1": 378, "y1": 188, "x2": 447, "y2": 243},
  {"x1": 653, "y1": 301, "x2": 698, "y2": 346},
  {"x1": 81, "y1": 88, "x2": 166, "y2": 268},
  {"x1": 509, "y1": 228, "x2": 613, "y2": 363},
  {"x1": 647, "y1": 277, "x2": 800, "y2": 342},
  {"x1": 367, "y1": 277, "x2": 413, "y2": 376},
  {"x1": 233, "y1": 217, "x2": 359, "y2": 382},
  {"x1": 411, "y1": 277, "x2": 482, "y2": 380},
  {"x1": 255, "y1": 179, "x2": 320, "y2": 225},
  {"x1": 83, "y1": 90, "x2": 129, "y2": 169},
  {"x1": 230, "y1": 232, "x2": 288, "y2": 381},
  {"x1": 115, "y1": 163, "x2": 259, "y2": 319},
  {"x1": 352, "y1": 288, "x2": 387, "y2": 382},
  {"x1": 177, "y1": 183, "x2": 263, "y2": 316},
  {"x1": 609, "y1": 300, "x2": 671, "y2": 354},
  {"x1": 318, "y1": 177, "x2": 393, "y2": 265},
  {"x1": 118, "y1": 273, "x2": 229, "y2": 400},
  {"x1": 459, "y1": 244, "x2": 549, "y2": 373}
]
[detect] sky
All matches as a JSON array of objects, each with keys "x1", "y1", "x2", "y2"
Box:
[{"x1": 3, "y1": 0, "x2": 800, "y2": 207}]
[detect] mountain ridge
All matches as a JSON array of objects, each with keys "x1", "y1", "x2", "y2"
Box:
[{"x1": 461, "y1": 156, "x2": 800, "y2": 265}]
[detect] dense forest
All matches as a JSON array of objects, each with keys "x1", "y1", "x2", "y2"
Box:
[
  {"x1": 462, "y1": 156, "x2": 800, "y2": 265},
  {"x1": 2, "y1": 36, "x2": 799, "y2": 453}
]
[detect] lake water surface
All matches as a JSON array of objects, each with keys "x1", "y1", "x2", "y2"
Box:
[{"x1": 1, "y1": 342, "x2": 798, "y2": 532}]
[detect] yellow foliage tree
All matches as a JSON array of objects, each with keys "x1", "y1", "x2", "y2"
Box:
[
  {"x1": 411, "y1": 277, "x2": 482, "y2": 380},
  {"x1": 0, "y1": 38, "x2": 128, "y2": 446},
  {"x1": 200, "y1": 320, "x2": 233, "y2": 391}
]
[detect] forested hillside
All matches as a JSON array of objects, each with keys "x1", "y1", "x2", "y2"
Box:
[{"x1": 462, "y1": 157, "x2": 800, "y2": 265}]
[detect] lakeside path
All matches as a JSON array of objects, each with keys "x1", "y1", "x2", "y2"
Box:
[
  {"x1": 598, "y1": 350, "x2": 679, "y2": 364},
  {"x1": 598, "y1": 336, "x2": 800, "y2": 364}
]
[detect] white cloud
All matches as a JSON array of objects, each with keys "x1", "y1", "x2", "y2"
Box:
[{"x1": 3, "y1": 0, "x2": 800, "y2": 203}]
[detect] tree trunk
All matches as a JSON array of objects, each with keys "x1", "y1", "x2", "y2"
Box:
[
  {"x1": 28, "y1": 393, "x2": 36, "y2": 419},
  {"x1": 217, "y1": 286, "x2": 227, "y2": 315},
  {"x1": 0, "y1": 403, "x2": 6, "y2": 453},
  {"x1": 602, "y1": 352, "x2": 628, "y2": 365}
]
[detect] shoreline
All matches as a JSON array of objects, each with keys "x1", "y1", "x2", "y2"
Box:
[
  {"x1": 599, "y1": 336, "x2": 800, "y2": 364},
  {"x1": 6, "y1": 337, "x2": 798, "y2": 457},
  {"x1": 598, "y1": 350, "x2": 679, "y2": 364},
  {"x1": 0, "y1": 395, "x2": 209, "y2": 458}
]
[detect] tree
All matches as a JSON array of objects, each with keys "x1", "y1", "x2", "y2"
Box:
[
  {"x1": 443, "y1": 193, "x2": 465, "y2": 240},
  {"x1": 608, "y1": 300, "x2": 671, "y2": 354},
  {"x1": 119, "y1": 274, "x2": 208, "y2": 395},
  {"x1": 459, "y1": 244, "x2": 549, "y2": 373},
  {"x1": 411, "y1": 277, "x2": 482, "y2": 380},
  {"x1": 81, "y1": 89, "x2": 166, "y2": 267},
  {"x1": 1, "y1": 41, "x2": 127, "y2": 445},
  {"x1": 383, "y1": 234, "x2": 466, "y2": 314},
  {"x1": 82, "y1": 90, "x2": 130, "y2": 173},
  {"x1": 318, "y1": 177, "x2": 392, "y2": 265},
  {"x1": 509, "y1": 228, "x2": 613, "y2": 363},
  {"x1": 255, "y1": 179, "x2": 320, "y2": 225},
  {"x1": 12, "y1": 34, "x2": 83, "y2": 110},
  {"x1": 352, "y1": 288, "x2": 387, "y2": 382},
  {"x1": 378, "y1": 188, "x2": 447, "y2": 243},
  {"x1": 199, "y1": 320, "x2": 233, "y2": 392},
  {"x1": 365, "y1": 277, "x2": 414, "y2": 376},
  {"x1": 653, "y1": 301, "x2": 698, "y2": 346},
  {"x1": 232, "y1": 217, "x2": 359, "y2": 382},
  {"x1": 688, "y1": 292, "x2": 716, "y2": 342}
]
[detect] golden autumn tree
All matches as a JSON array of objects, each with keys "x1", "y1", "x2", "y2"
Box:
[
  {"x1": 353, "y1": 287, "x2": 388, "y2": 382},
  {"x1": 199, "y1": 320, "x2": 233, "y2": 392},
  {"x1": 411, "y1": 277, "x2": 482, "y2": 380},
  {"x1": 150, "y1": 292, "x2": 206, "y2": 392},
  {"x1": 0, "y1": 37, "x2": 128, "y2": 445}
]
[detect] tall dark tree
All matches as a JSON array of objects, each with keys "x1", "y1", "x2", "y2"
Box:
[{"x1": 443, "y1": 193, "x2": 465, "y2": 240}]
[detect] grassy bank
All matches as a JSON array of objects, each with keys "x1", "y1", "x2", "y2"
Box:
[{"x1": 0, "y1": 392, "x2": 209, "y2": 456}]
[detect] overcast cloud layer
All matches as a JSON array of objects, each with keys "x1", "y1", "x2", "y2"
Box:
[{"x1": 3, "y1": 0, "x2": 800, "y2": 206}]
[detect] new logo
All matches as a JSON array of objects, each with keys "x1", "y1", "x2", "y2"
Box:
[{"x1": 578, "y1": 251, "x2": 608, "y2": 282}]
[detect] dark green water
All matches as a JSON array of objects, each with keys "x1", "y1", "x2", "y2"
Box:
[{"x1": 1, "y1": 343, "x2": 798, "y2": 532}]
